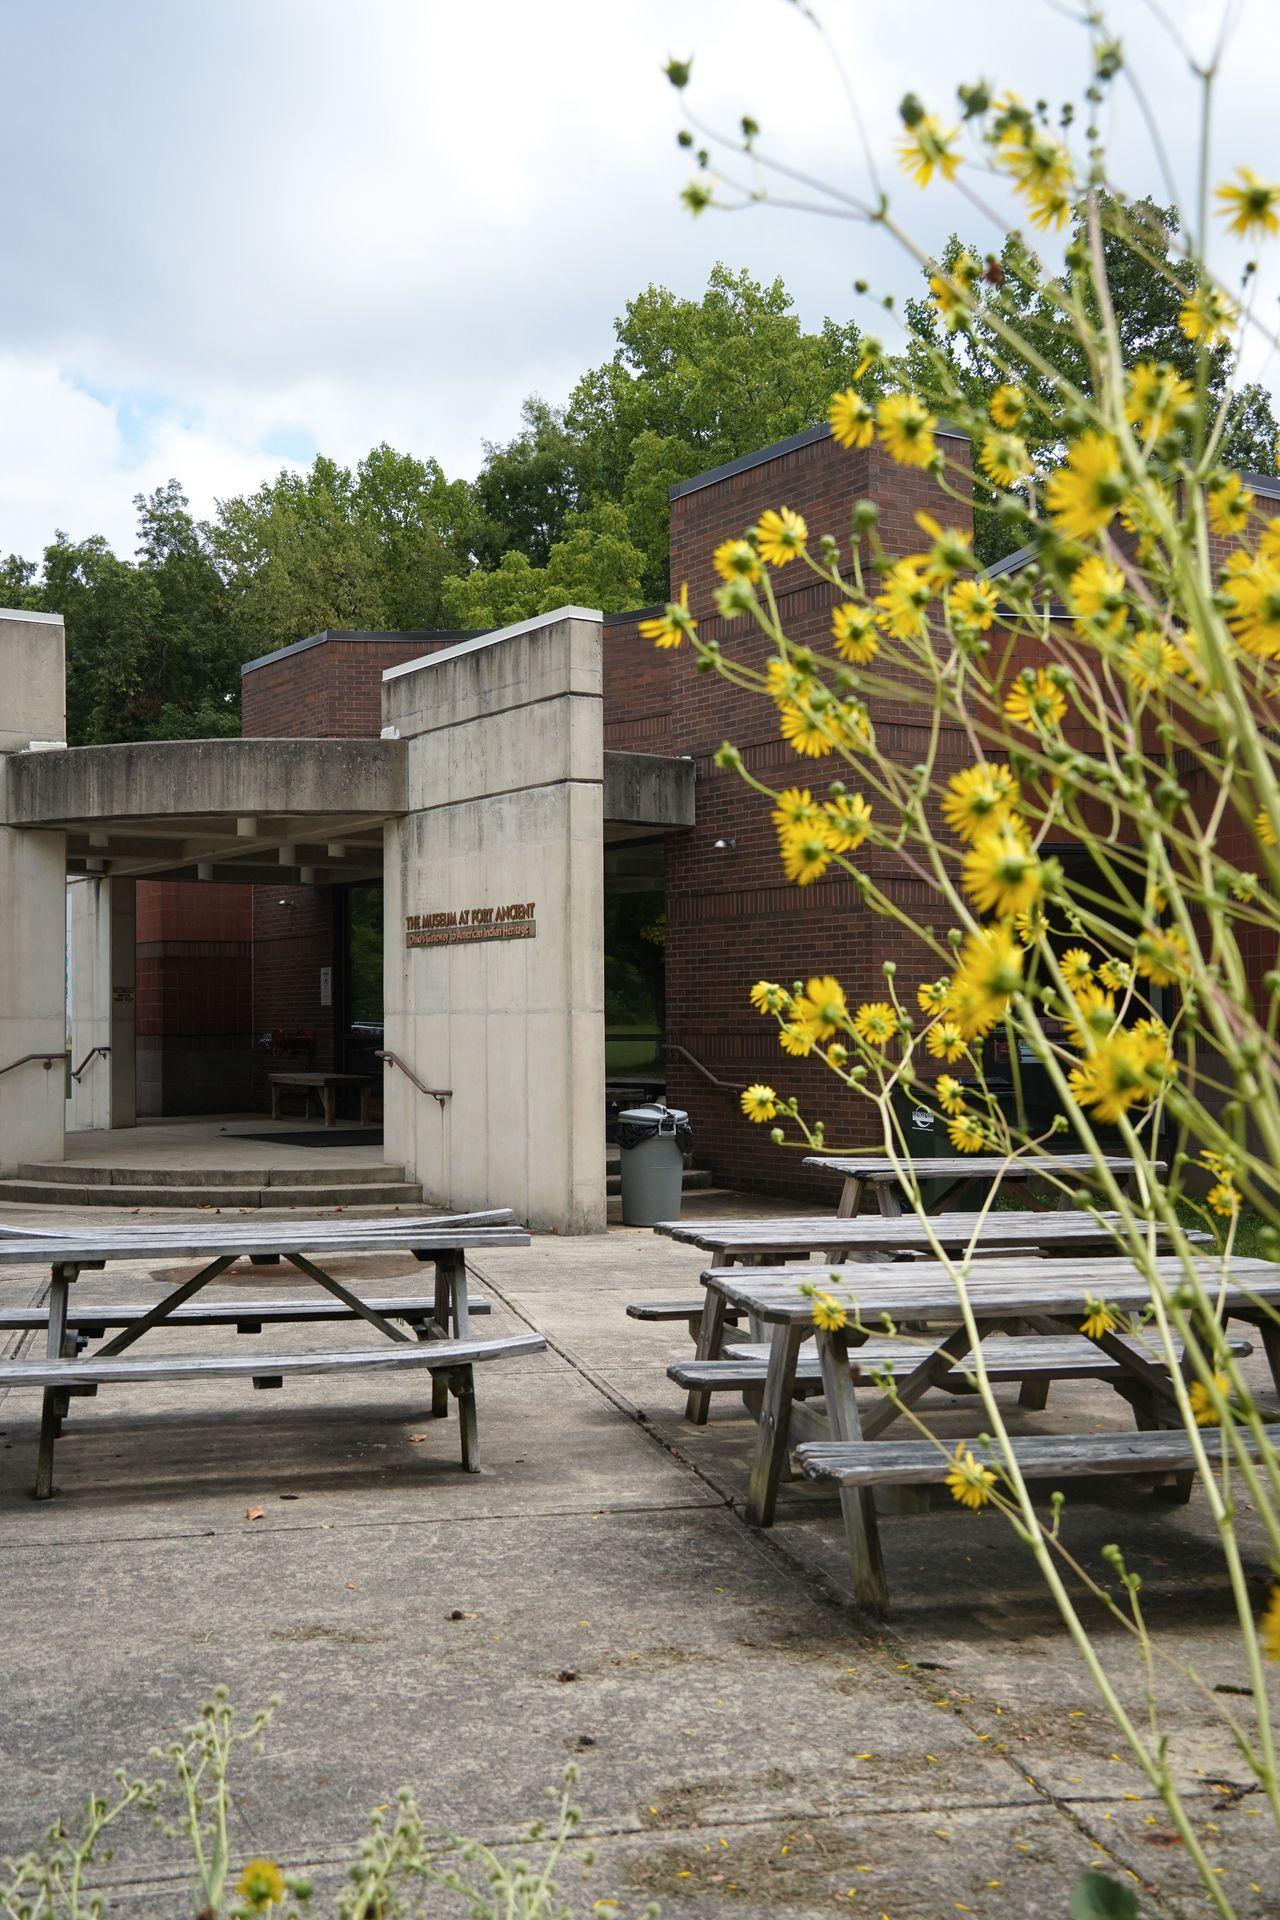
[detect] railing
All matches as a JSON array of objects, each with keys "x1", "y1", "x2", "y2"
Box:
[
  {"x1": 663, "y1": 1042, "x2": 746, "y2": 1098},
  {"x1": 376, "y1": 1051, "x2": 451, "y2": 1108},
  {"x1": 0, "y1": 1052, "x2": 65, "y2": 1079},
  {"x1": 70, "y1": 1045, "x2": 110, "y2": 1083}
]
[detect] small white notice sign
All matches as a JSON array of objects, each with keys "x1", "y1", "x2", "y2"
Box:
[{"x1": 319, "y1": 967, "x2": 332, "y2": 1008}]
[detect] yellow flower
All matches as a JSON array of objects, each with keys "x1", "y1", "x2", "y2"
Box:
[
  {"x1": 1097, "y1": 958, "x2": 1131, "y2": 991},
  {"x1": 1123, "y1": 632, "x2": 1182, "y2": 692},
  {"x1": 779, "y1": 830, "x2": 832, "y2": 887},
  {"x1": 877, "y1": 393, "x2": 938, "y2": 469},
  {"x1": 1068, "y1": 555, "x2": 1129, "y2": 637},
  {"x1": 812, "y1": 1291, "x2": 849, "y2": 1333},
  {"x1": 750, "y1": 979, "x2": 792, "y2": 1015},
  {"x1": 1025, "y1": 183, "x2": 1072, "y2": 232},
  {"x1": 935, "y1": 1074, "x2": 966, "y2": 1115},
  {"x1": 853, "y1": 1001, "x2": 899, "y2": 1048},
  {"x1": 639, "y1": 582, "x2": 697, "y2": 650},
  {"x1": 948, "y1": 924, "x2": 1024, "y2": 1039},
  {"x1": 1224, "y1": 555, "x2": 1280, "y2": 659},
  {"x1": 828, "y1": 388, "x2": 875, "y2": 450},
  {"x1": 1188, "y1": 1373, "x2": 1231, "y2": 1427},
  {"x1": 978, "y1": 432, "x2": 1031, "y2": 490},
  {"x1": 1208, "y1": 1179, "x2": 1240, "y2": 1219},
  {"x1": 926, "y1": 1018, "x2": 968, "y2": 1064},
  {"x1": 1067, "y1": 981, "x2": 1116, "y2": 1037},
  {"x1": 1215, "y1": 167, "x2": 1280, "y2": 239},
  {"x1": 793, "y1": 975, "x2": 849, "y2": 1041},
  {"x1": 999, "y1": 123, "x2": 1072, "y2": 195},
  {"x1": 940, "y1": 756, "x2": 1020, "y2": 840},
  {"x1": 831, "y1": 601, "x2": 880, "y2": 664},
  {"x1": 779, "y1": 700, "x2": 834, "y2": 759},
  {"x1": 947, "y1": 578, "x2": 1000, "y2": 634},
  {"x1": 1080, "y1": 1299, "x2": 1117, "y2": 1341},
  {"x1": 874, "y1": 558, "x2": 934, "y2": 639},
  {"x1": 917, "y1": 976, "x2": 951, "y2": 1013},
  {"x1": 1014, "y1": 903, "x2": 1049, "y2": 946},
  {"x1": 1135, "y1": 925, "x2": 1188, "y2": 987},
  {"x1": 1125, "y1": 360, "x2": 1192, "y2": 439},
  {"x1": 755, "y1": 506, "x2": 808, "y2": 567},
  {"x1": 962, "y1": 822, "x2": 1043, "y2": 918},
  {"x1": 1259, "y1": 1585, "x2": 1280, "y2": 1662},
  {"x1": 779, "y1": 1021, "x2": 815, "y2": 1056},
  {"x1": 741, "y1": 1083, "x2": 779, "y2": 1123},
  {"x1": 916, "y1": 511, "x2": 975, "y2": 585},
  {"x1": 1045, "y1": 432, "x2": 1128, "y2": 541},
  {"x1": 1179, "y1": 285, "x2": 1237, "y2": 346},
  {"x1": 237, "y1": 1861, "x2": 286, "y2": 1910},
  {"x1": 1068, "y1": 1030, "x2": 1166, "y2": 1123},
  {"x1": 947, "y1": 1112, "x2": 991, "y2": 1154},
  {"x1": 712, "y1": 537, "x2": 762, "y2": 584},
  {"x1": 1256, "y1": 808, "x2": 1277, "y2": 848},
  {"x1": 988, "y1": 384, "x2": 1026, "y2": 429},
  {"x1": 771, "y1": 786, "x2": 820, "y2": 836},
  {"x1": 897, "y1": 114, "x2": 962, "y2": 188},
  {"x1": 1060, "y1": 947, "x2": 1094, "y2": 988},
  {"x1": 945, "y1": 1443, "x2": 998, "y2": 1509},
  {"x1": 1004, "y1": 669, "x2": 1068, "y2": 730},
  {"x1": 822, "y1": 792, "x2": 873, "y2": 851},
  {"x1": 1207, "y1": 472, "x2": 1255, "y2": 539}
]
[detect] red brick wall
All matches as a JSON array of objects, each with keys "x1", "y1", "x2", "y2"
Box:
[
  {"x1": 136, "y1": 881, "x2": 254, "y2": 1115},
  {"x1": 618, "y1": 428, "x2": 977, "y2": 1200}
]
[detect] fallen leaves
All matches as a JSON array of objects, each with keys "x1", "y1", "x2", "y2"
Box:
[{"x1": 245, "y1": 1505, "x2": 264, "y2": 1521}]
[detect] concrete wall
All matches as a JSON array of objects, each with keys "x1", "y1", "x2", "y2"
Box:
[
  {"x1": 382, "y1": 608, "x2": 606, "y2": 1233},
  {"x1": 0, "y1": 610, "x2": 67, "y2": 1168},
  {"x1": 67, "y1": 878, "x2": 110, "y2": 1131}
]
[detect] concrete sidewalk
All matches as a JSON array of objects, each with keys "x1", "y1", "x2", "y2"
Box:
[{"x1": 0, "y1": 1221, "x2": 1276, "y2": 1916}]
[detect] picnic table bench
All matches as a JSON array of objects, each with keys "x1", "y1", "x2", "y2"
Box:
[
  {"x1": 0, "y1": 1211, "x2": 535, "y2": 1497},
  {"x1": 269, "y1": 1070, "x2": 379, "y2": 1126},
  {"x1": 803, "y1": 1153, "x2": 1164, "y2": 1217},
  {"x1": 684, "y1": 1255, "x2": 1280, "y2": 1614}
]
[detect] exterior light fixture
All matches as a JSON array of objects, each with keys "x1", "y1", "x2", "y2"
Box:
[{"x1": 713, "y1": 837, "x2": 737, "y2": 851}]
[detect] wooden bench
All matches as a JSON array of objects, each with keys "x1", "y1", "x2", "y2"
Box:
[
  {"x1": 0, "y1": 1332, "x2": 545, "y2": 1477},
  {"x1": 269, "y1": 1071, "x2": 379, "y2": 1126},
  {"x1": 626, "y1": 1299, "x2": 742, "y2": 1339},
  {"x1": 667, "y1": 1333, "x2": 1252, "y2": 1399},
  {"x1": 797, "y1": 1424, "x2": 1280, "y2": 1613},
  {"x1": 0, "y1": 1295, "x2": 491, "y2": 1343}
]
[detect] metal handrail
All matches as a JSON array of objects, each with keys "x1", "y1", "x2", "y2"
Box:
[
  {"x1": 0, "y1": 1052, "x2": 64, "y2": 1079},
  {"x1": 664, "y1": 1042, "x2": 746, "y2": 1097},
  {"x1": 376, "y1": 1050, "x2": 451, "y2": 1108},
  {"x1": 70, "y1": 1045, "x2": 110, "y2": 1083}
]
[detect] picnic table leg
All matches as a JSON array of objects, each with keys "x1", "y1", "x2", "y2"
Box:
[
  {"x1": 836, "y1": 1177, "x2": 864, "y2": 1219},
  {"x1": 745, "y1": 1320, "x2": 805, "y2": 1527},
  {"x1": 877, "y1": 1181, "x2": 904, "y2": 1217},
  {"x1": 452, "y1": 1366, "x2": 479, "y2": 1471},
  {"x1": 686, "y1": 1287, "x2": 727, "y2": 1425},
  {"x1": 322, "y1": 1084, "x2": 336, "y2": 1127},
  {"x1": 1258, "y1": 1314, "x2": 1280, "y2": 1397},
  {"x1": 816, "y1": 1326, "x2": 890, "y2": 1615},
  {"x1": 35, "y1": 1263, "x2": 76, "y2": 1500},
  {"x1": 271, "y1": 1082, "x2": 281, "y2": 1120},
  {"x1": 430, "y1": 1252, "x2": 468, "y2": 1417}
]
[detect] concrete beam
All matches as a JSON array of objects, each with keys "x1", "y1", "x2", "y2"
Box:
[
  {"x1": 603, "y1": 751, "x2": 695, "y2": 829},
  {"x1": 6, "y1": 737, "x2": 406, "y2": 829}
]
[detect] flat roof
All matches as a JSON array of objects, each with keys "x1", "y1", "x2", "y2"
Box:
[
  {"x1": 668, "y1": 419, "x2": 971, "y2": 502},
  {"x1": 382, "y1": 605, "x2": 603, "y2": 684},
  {"x1": 241, "y1": 628, "x2": 487, "y2": 676}
]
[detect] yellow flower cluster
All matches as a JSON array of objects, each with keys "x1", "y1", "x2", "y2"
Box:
[
  {"x1": 769, "y1": 782, "x2": 872, "y2": 886},
  {"x1": 945, "y1": 1443, "x2": 998, "y2": 1509}
]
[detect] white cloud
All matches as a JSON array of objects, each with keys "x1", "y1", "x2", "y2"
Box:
[{"x1": 2, "y1": 0, "x2": 1279, "y2": 557}]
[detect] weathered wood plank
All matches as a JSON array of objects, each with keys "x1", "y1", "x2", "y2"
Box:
[
  {"x1": 803, "y1": 1155, "x2": 1161, "y2": 1180},
  {"x1": 0, "y1": 1332, "x2": 546, "y2": 1389},
  {"x1": 654, "y1": 1210, "x2": 1189, "y2": 1260},
  {"x1": 0, "y1": 1297, "x2": 492, "y2": 1334},
  {"x1": 798, "y1": 1424, "x2": 1280, "y2": 1487},
  {"x1": 0, "y1": 1225, "x2": 529, "y2": 1266},
  {"x1": 816, "y1": 1325, "x2": 890, "y2": 1614}
]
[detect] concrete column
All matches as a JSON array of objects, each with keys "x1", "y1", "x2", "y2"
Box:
[
  {"x1": 67, "y1": 877, "x2": 109, "y2": 1132},
  {"x1": 382, "y1": 608, "x2": 606, "y2": 1233},
  {"x1": 0, "y1": 609, "x2": 67, "y2": 1170}
]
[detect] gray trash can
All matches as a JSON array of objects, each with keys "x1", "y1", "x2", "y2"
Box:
[{"x1": 617, "y1": 1103, "x2": 691, "y2": 1227}]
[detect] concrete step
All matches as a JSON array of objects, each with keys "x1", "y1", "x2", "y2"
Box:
[
  {"x1": 0, "y1": 1178, "x2": 424, "y2": 1210},
  {"x1": 17, "y1": 1161, "x2": 406, "y2": 1188},
  {"x1": 605, "y1": 1165, "x2": 714, "y2": 1198}
]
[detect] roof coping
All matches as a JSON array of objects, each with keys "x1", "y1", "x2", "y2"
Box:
[
  {"x1": 241, "y1": 627, "x2": 487, "y2": 676},
  {"x1": 668, "y1": 418, "x2": 970, "y2": 502},
  {"x1": 382, "y1": 605, "x2": 603, "y2": 683}
]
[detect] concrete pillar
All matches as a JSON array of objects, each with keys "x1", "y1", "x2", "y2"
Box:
[
  {"x1": 0, "y1": 609, "x2": 67, "y2": 1170},
  {"x1": 382, "y1": 608, "x2": 606, "y2": 1233}
]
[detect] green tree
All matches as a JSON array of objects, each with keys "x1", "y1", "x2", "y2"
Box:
[
  {"x1": 441, "y1": 502, "x2": 646, "y2": 629},
  {"x1": 471, "y1": 398, "x2": 581, "y2": 569}
]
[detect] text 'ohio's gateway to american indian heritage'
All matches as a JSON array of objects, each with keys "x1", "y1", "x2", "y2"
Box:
[{"x1": 404, "y1": 903, "x2": 538, "y2": 948}]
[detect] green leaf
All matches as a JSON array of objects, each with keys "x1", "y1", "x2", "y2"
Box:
[{"x1": 1069, "y1": 1869, "x2": 1140, "y2": 1920}]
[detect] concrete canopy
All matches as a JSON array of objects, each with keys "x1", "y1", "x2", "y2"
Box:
[{"x1": 8, "y1": 737, "x2": 407, "y2": 883}]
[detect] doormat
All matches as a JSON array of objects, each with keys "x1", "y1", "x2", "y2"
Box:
[{"x1": 230, "y1": 1130, "x2": 385, "y2": 1151}]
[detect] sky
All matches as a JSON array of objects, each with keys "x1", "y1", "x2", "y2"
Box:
[{"x1": 2, "y1": 0, "x2": 1278, "y2": 559}]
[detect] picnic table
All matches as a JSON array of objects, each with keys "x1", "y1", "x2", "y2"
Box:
[
  {"x1": 803, "y1": 1153, "x2": 1165, "y2": 1217},
  {"x1": 654, "y1": 1208, "x2": 1180, "y2": 1266},
  {"x1": 0, "y1": 1210, "x2": 536, "y2": 1497},
  {"x1": 269, "y1": 1070, "x2": 379, "y2": 1126},
  {"x1": 680, "y1": 1255, "x2": 1280, "y2": 1613}
]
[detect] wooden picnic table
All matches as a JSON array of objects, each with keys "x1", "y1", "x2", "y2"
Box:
[
  {"x1": 803, "y1": 1153, "x2": 1164, "y2": 1217},
  {"x1": 0, "y1": 1211, "x2": 533, "y2": 1497},
  {"x1": 654, "y1": 1208, "x2": 1184, "y2": 1265},
  {"x1": 691, "y1": 1255, "x2": 1280, "y2": 1611},
  {"x1": 269, "y1": 1070, "x2": 379, "y2": 1126}
]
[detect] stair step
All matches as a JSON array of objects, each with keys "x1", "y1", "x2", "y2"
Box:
[
  {"x1": 18, "y1": 1161, "x2": 406, "y2": 1189},
  {"x1": 0, "y1": 1179, "x2": 424, "y2": 1211}
]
